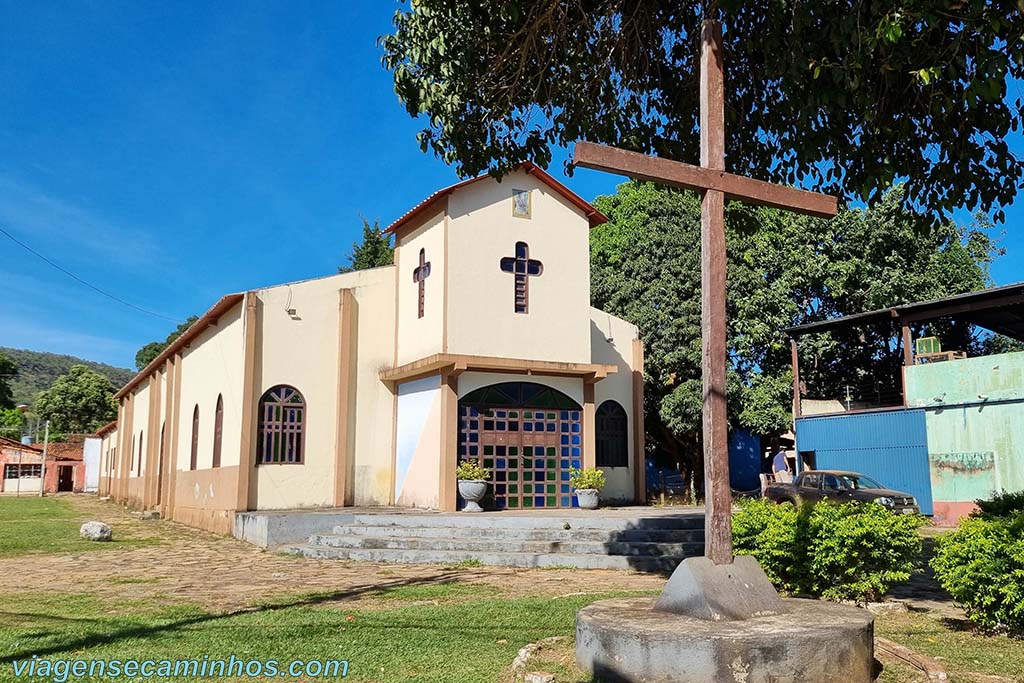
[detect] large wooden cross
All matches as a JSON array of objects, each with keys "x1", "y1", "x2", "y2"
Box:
[{"x1": 574, "y1": 19, "x2": 838, "y2": 565}]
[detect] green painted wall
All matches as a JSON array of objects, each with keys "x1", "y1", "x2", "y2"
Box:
[{"x1": 905, "y1": 352, "x2": 1024, "y2": 503}]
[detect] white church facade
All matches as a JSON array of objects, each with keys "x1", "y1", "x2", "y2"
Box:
[{"x1": 98, "y1": 165, "x2": 645, "y2": 534}]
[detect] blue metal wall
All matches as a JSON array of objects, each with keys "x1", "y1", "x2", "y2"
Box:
[
  {"x1": 729, "y1": 429, "x2": 762, "y2": 493},
  {"x1": 795, "y1": 409, "x2": 934, "y2": 515}
]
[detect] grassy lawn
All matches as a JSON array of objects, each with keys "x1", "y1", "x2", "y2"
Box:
[
  {"x1": 0, "y1": 497, "x2": 158, "y2": 557},
  {"x1": 877, "y1": 611, "x2": 1024, "y2": 683},
  {"x1": 0, "y1": 587, "x2": 633, "y2": 683},
  {"x1": 3, "y1": 586, "x2": 1023, "y2": 682},
  {"x1": 1, "y1": 497, "x2": 1021, "y2": 683}
]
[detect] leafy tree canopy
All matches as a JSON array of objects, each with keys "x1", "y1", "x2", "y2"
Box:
[
  {"x1": 135, "y1": 316, "x2": 199, "y2": 371},
  {"x1": 339, "y1": 219, "x2": 394, "y2": 273},
  {"x1": 590, "y1": 181, "x2": 1001, "y2": 488},
  {"x1": 34, "y1": 365, "x2": 117, "y2": 434},
  {"x1": 381, "y1": 1, "x2": 1023, "y2": 222},
  {"x1": 0, "y1": 407, "x2": 24, "y2": 438},
  {"x1": 0, "y1": 350, "x2": 16, "y2": 409}
]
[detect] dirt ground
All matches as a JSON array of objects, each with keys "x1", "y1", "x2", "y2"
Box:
[{"x1": 0, "y1": 495, "x2": 666, "y2": 612}]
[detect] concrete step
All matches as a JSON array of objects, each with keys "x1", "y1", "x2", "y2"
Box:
[
  {"x1": 280, "y1": 543, "x2": 688, "y2": 572},
  {"x1": 309, "y1": 533, "x2": 703, "y2": 557},
  {"x1": 348, "y1": 512, "x2": 703, "y2": 531},
  {"x1": 330, "y1": 524, "x2": 704, "y2": 544}
]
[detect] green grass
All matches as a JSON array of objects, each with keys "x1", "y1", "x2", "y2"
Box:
[
  {"x1": 444, "y1": 559, "x2": 483, "y2": 569},
  {"x1": 0, "y1": 590, "x2": 640, "y2": 683},
  {"x1": 3, "y1": 587, "x2": 1022, "y2": 683},
  {"x1": 0, "y1": 497, "x2": 157, "y2": 557},
  {"x1": 876, "y1": 611, "x2": 1024, "y2": 682}
]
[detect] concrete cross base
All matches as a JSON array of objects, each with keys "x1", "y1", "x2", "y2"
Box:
[
  {"x1": 576, "y1": 597, "x2": 875, "y2": 683},
  {"x1": 654, "y1": 555, "x2": 784, "y2": 620}
]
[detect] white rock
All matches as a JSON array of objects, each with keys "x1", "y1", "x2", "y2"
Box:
[
  {"x1": 524, "y1": 673, "x2": 555, "y2": 683},
  {"x1": 80, "y1": 521, "x2": 112, "y2": 541}
]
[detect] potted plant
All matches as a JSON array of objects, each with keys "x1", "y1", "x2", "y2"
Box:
[
  {"x1": 456, "y1": 459, "x2": 491, "y2": 513},
  {"x1": 570, "y1": 467, "x2": 606, "y2": 510}
]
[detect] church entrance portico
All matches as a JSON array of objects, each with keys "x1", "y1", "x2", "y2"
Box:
[{"x1": 458, "y1": 382, "x2": 583, "y2": 509}]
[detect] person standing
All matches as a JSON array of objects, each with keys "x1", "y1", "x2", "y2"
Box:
[{"x1": 772, "y1": 442, "x2": 793, "y2": 483}]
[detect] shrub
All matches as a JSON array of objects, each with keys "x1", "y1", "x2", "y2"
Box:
[
  {"x1": 455, "y1": 459, "x2": 490, "y2": 481},
  {"x1": 974, "y1": 490, "x2": 1024, "y2": 518},
  {"x1": 932, "y1": 512, "x2": 1024, "y2": 632},
  {"x1": 569, "y1": 467, "x2": 606, "y2": 491},
  {"x1": 733, "y1": 499, "x2": 925, "y2": 602}
]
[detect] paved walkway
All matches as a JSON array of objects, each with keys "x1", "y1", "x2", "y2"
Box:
[
  {"x1": 0, "y1": 495, "x2": 961, "y2": 619},
  {"x1": 0, "y1": 496, "x2": 666, "y2": 612}
]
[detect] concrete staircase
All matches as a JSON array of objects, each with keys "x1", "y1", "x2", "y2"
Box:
[{"x1": 280, "y1": 511, "x2": 704, "y2": 571}]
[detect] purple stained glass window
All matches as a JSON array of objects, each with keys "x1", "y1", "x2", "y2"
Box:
[{"x1": 257, "y1": 385, "x2": 306, "y2": 464}]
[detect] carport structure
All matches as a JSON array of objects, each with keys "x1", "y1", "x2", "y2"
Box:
[{"x1": 783, "y1": 282, "x2": 1024, "y2": 524}]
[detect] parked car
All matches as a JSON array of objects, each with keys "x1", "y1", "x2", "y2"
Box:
[{"x1": 765, "y1": 469, "x2": 919, "y2": 514}]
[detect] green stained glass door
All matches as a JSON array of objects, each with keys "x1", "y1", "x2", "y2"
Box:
[{"x1": 458, "y1": 401, "x2": 583, "y2": 510}]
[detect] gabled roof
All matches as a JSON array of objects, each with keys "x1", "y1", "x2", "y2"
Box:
[
  {"x1": 0, "y1": 435, "x2": 41, "y2": 452},
  {"x1": 384, "y1": 162, "x2": 608, "y2": 235},
  {"x1": 45, "y1": 442, "x2": 84, "y2": 461},
  {"x1": 95, "y1": 420, "x2": 118, "y2": 437},
  {"x1": 116, "y1": 292, "x2": 245, "y2": 400}
]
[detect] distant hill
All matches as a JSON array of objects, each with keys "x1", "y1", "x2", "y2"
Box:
[{"x1": 0, "y1": 347, "x2": 135, "y2": 407}]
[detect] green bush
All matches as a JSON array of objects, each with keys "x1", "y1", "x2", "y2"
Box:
[
  {"x1": 569, "y1": 467, "x2": 606, "y2": 491},
  {"x1": 455, "y1": 459, "x2": 490, "y2": 481},
  {"x1": 733, "y1": 499, "x2": 925, "y2": 602},
  {"x1": 974, "y1": 490, "x2": 1024, "y2": 518},
  {"x1": 931, "y1": 512, "x2": 1024, "y2": 632}
]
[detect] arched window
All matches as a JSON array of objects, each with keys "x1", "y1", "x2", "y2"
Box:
[
  {"x1": 596, "y1": 400, "x2": 628, "y2": 468},
  {"x1": 257, "y1": 385, "x2": 305, "y2": 464},
  {"x1": 212, "y1": 395, "x2": 224, "y2": 468},
  {"x1": 190, "y1": 405, "x2": 200, "y2": 470},
  {"x1": 137, "y1": 430, "x2": 144, "y2": 476}
]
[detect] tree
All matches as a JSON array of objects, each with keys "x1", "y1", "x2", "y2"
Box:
[
  {"x1": 135, "y1": 316, "x2": 199, "y2": 370},
  {"x1": 590, "y1": 181, "x2": 1001, "y2": 494},
  {"x1": 339, "y1": 219, "x2": 394, "y2": 273},
  {"x1": 0, "y1": 408, "x2": 24, "y2": 437},
  {"x1": 0, "y1": 350, "x2": 17, "y2": 409},
  {"x1": 381, "y1": 1, "x2": 1023, "y2": 222},
  {"x1": 35, "y1": 365, "x2": 117, "y2": 434}
]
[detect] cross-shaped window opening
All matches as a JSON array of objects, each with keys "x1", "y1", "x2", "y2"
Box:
[
  {"x1": 500, "y1": 241, "x2": 543, "y2": 314},
  {"x1": 412, "y1": 248, "x2": 431, "y2": 318}
]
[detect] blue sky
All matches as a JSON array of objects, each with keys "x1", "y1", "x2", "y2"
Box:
[{"x1": 0, "y1": 2, "x2": 1020, "y2": 370}]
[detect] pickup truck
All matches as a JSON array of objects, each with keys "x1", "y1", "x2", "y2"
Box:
[{"x1": 765, "y1": 470, "x2": 919, "y2": 514}]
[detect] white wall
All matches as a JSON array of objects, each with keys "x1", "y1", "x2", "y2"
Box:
[
  {"x1": 347, "y1": 268, "x2": 399, "y2": 506},
  {"x1": 175, "y1": 303, "x2": 246, "y2": 473},
  {"x1": 395, "y1": 211, "x2": 445, "y2": 365},
  {"x1": 131, "y1": 383, "x2": 151, "y2": 478},
  {"x1": 590, "y1": 310, "x2": 640, "y2": 502},
  {"x1": 83, "y1": 436, "x2": 101, "y2": 492},
  {"x1": 254, "y1": 268, "x2": 396, "y2": 510},
  {"x1": 446, "y1": 170, "x2": 592, "y2": 364}
]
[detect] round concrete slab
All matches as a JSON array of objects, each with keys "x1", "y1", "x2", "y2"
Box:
[{"x1": 577, "y1": 597, "x2": 875, "y2": 683}]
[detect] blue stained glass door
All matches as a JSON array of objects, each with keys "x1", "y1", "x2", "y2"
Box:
[{"x1": 458, "y1": 387, "x2": 583, "y2": 509}]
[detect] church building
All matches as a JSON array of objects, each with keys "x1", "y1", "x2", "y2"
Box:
[{"x1": 98, "y1": 165, "x2": 645, "y2": 534}]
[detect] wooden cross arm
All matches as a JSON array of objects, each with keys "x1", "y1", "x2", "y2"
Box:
[{"x1": 573, "y1": 142, "x2": 839, "y2": 219}]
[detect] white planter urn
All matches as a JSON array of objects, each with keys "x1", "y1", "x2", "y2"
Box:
[
  {"x1": 575, "y1": 488, "x2": 600, "y2": 510},
  {"x1": 458, "y1": 480, "x2": 488, "y2": 512}
]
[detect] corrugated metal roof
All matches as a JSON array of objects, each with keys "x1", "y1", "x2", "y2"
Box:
[{"x1": 785, "y1": 282, "x2": 1024, "y2": 341}]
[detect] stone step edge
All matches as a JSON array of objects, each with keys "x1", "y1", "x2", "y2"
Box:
[
  {"x1": 331, "y1": 525, "x2": 705, "y2": 542},
  {"x1": 348, "y1": 513, "x2": 704, "y2": 531},
  {"x1": 309, "y1": 534, "x2": 704, "y2": 556},
  {"x1": 280, "y1": 544, "x2": 686, "y2": 571}
]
